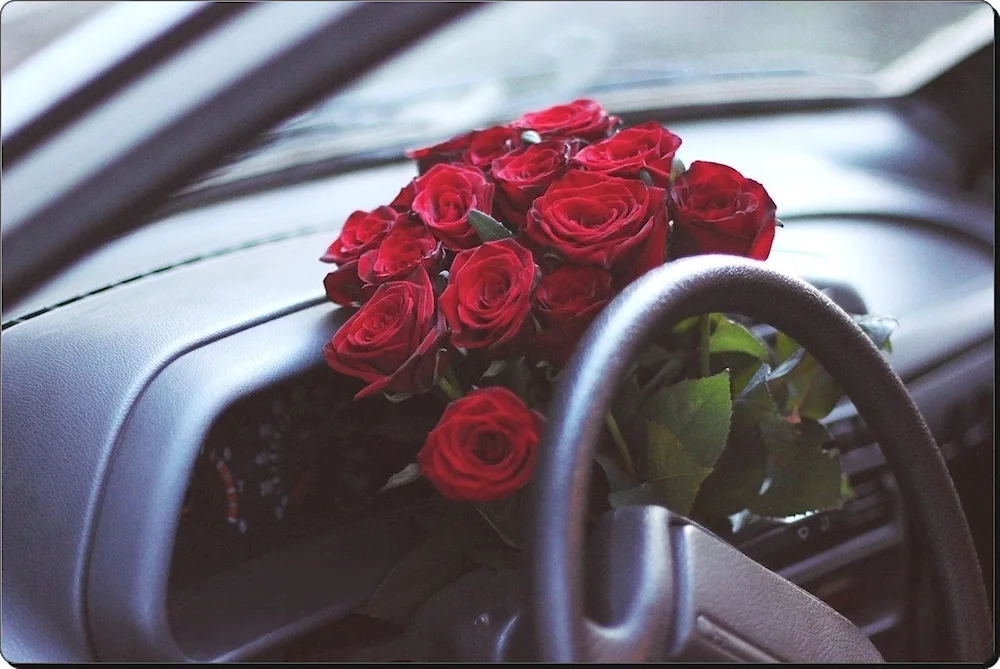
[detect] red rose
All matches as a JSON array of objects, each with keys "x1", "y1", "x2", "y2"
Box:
[
  {"x1": 669, "y1": 161, "x2": 777, "y2": 261},
  {"x1": 525, "y1": 170, "x2": 668, "y2": 274},
  {"x1": 463, "y1": 126, "x2": 522, "y2": 170},
  {"x1": 531, "y1": 264, "x2": 615, "y2": 367},
  {"x1": 407, "y1": 130, "x2": 476, "y2": 173},
  {"x1": 321, "y1": 206, "x2": 401, "y2": 264},
  {"x1": 511, "y1": 98, "x2": 620, "y2": 142},
  {"x1": 407, "y1": 126, "x2": 520, "y2": 174},
  {"x1": 323, "y1": 261, "x2": 370, "y2": 306},
  {"x1": 389, "y1": 181, "x2": 417, "y2": 213},
  {"x1": 571, "y1": 121, "x2": 682, "y2": 187},
  {"x1": 417, "y1": 387, "x2": 542, "y2": 502},
  {"x1": 491, "y1": 140, "x2": 579, "y2": 229},
  {"x1": 439, "y1": 239, "x2": 538, "y2": 351},
  {"x1": 357, "y1": 221, "x2": 444, "y2": 285},
  {"x1": 323, "y1": 267, "x2": 446, "y2": 400},
  {"x1": 411, "y1": 163, "x2": 496, "y2": 251}
]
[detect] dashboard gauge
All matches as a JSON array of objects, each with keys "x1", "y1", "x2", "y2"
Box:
[{"x1": 180, "y1": 446, "x2": 247, "y2": 535}]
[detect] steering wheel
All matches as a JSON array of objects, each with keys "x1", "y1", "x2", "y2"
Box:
[{"x1": 529, "y1": 256, "x2": 991, "y2": 662}]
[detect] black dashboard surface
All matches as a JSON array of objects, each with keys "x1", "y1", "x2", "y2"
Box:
[{"x1": 1, "y1": 105, "x2": 994, "y2": 662}]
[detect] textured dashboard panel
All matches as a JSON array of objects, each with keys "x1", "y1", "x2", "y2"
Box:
[{"x1": 1, "y1": 234, "x2": 331, "y2": 662}]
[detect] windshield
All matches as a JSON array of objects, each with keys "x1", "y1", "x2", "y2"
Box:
[{"x1": 189, "y1": 0, "x2": 989, "y2": 189}]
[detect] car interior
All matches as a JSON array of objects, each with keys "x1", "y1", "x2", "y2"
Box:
[{"x1": 1, "y1": 2, "x2": 994, "y2": 663}]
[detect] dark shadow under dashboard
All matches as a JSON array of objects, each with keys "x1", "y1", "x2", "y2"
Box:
[{"x1": 1, "y1": 110, "x2": 994, "y2": 662}]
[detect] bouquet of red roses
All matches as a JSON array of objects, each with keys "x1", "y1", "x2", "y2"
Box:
[{"x1": 318, "y1": 99, "x2": 892, "y2": 620}]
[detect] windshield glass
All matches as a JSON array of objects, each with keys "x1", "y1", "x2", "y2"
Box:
[{"x1": 190, "y1": 0, "x2": 988, "y2": 189}]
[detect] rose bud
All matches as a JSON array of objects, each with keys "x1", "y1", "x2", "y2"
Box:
[
  {"x1": 323, "y1": 267, "x2": 446, "y2": 401},
  {"x1": 439, "y1": 238, "x2": 538, "y2": 352},
  {"x1": 510, "y1": 98, "x2": 620, "y2": 142},
  {"x1": 525, "y1": 170, "x2": 668, "y2": 281},
  {"x1": 411, "y1": 163, "x2": 496, "y2": 251},
  {"x1": 357, "y1": 221, "x2": 444, "y2": 286},
  {"x1": 668, "y1": 161, "x2": 777, "y2": 261},
  {"x1": 417, "y1": 387, "x2": 543, "y2": 502},
  {"x1": 571, "y1": 121, "x2": 682, "y2": 187},
  {"x1": 491, "y1": 140, "x2": 577, "y2": 229},
  {"x1": 530, "y1": 264, "x2": 615, "y2": 367},
  {"x1": 320, "y1": 206, "x2": 402, "y2": 264}
]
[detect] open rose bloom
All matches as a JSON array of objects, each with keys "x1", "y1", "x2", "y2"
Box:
[{"x1": 317, "y1": 99, "x2": 890, "y2": 589}]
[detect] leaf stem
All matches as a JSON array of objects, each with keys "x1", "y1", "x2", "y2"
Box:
[
  {"x1": 605, "y1": 411, "x2": 636, "y2": 476},
  {"x1": 436, "y1": 374, "x2": 463, "y2": 402},
  {"x1": 699, "y1": 314, "x2": 712, "y2": 377}
]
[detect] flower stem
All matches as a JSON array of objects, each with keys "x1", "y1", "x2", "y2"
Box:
[
  {"x1": 436, "y1": 374, "x2": 463, "y2": 401},
  {"x1": 605, "y1": 410, "x2": 636, "y2": 476},
  {"x1": 699, "y1": 314, "x2": 712, "y2": 377}
]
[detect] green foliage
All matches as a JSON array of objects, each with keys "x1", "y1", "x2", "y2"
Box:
[
  {"x1": 709, "y1": 316, "x2": 770, "y2": 361},
  {"x1": 520, "y1": 130, "x2": 542, "y2": 144},
  {"x1": 768, "y1": 332, "x2": 842, "y2": 421},
  {"x1": 749, "y1": 418, "x2": 843, "y2": 518},
  {"x1": 609, "y1": 422, "x2": 711, "y2": 514},
  {"x1": 610, "y1": 371, "x2": 732, "y2": 515},
  {"x1": 854, "y1": 314, "x2": 898, "y2": 352},
  {"x1": 641, "y1": 370, "x2": 732, "y2": 471},
  {"x1": 691, "y1": 426, "x2": 768, "y2": 521},
  {"x1": 468, "y1": 209, "x2": 514, "y2": 242},
  {"x1": 670, "y1": 157, "x2": 687, "y2": 181}
]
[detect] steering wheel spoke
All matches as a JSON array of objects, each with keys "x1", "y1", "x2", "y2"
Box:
[{"x1": 582, "y1": 505, "x2": 674, "y2": 661}]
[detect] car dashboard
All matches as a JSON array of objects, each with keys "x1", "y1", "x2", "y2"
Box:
[{"x1": 1, "y1": 103, "x2": 994, "y2": 663}]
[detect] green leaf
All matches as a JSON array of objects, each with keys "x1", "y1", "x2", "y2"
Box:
[
  {"x1": 749, "y1": 420, "x2": 843, "y2": 519},
  {"x1": 730, "y1": 360, "x2": 769, "y2": 399},
  {"x1": 672, "y1": 315, "x2": 701, "y2": 334},
  {"x1": 766, "y1": 333, "x2": 843, "y2": 422},
  {"x1": 638, "y1": 356, "x2": 688, "y2": 404},
  {"x1": 520, "y1": 130, "x2": 542, "y2": 144},
  {"x1": 633, "y1": 343, "x2": 675, "y2": 371},
  {"x1": 641, "y1": 370, "x2": 732, "y2": 471},
  {"x1": 670, "y1": 157, "x2": 687, "y2": 181},
  {"x1": 468, "y1": 547, "x2": 522, "y2": 574},
  {"x1": 610, "y1": 426, "x2": 709, "y2": 515},
  {"x1": 468, "y1": 209, "x2": 514, "y2": 242},
  {"x1": 503, "y1": 356, "x2": 533, "y2": 402},
  {"x1": 377, "y1": 463, "x2": 421, "y2": 493},
  {"x1": 475, "y1": 486, "x2": 529, "y2": 549},
  {"x1": 356, "y1": 516, "x2": 487, "y2": 625},
  {"x1": 610, "y1": 374, "x2": 644, "y2": 436},
  {"x1": 731, "y1": 363, "x2": 798, "y2": 468},
  {"x1": 637, "y1": 168, "x2": 654, "y2": 186},
  {"x1": 773, "y1": 331, "x2": 800, "y2": 364},
  {"x1": 480, "y1": 359, "x2": 507, "y2": 379},
  {"x1": 691, "y1": 428, "x2": 768, "y2": 522},
  {"x1": 767, "y1": 347, "x2": 805, "y2": 383},
  {"x1": 709, "y1": 316, "x2": 769, "y2": 360},
  {"x1": 594, "y1": 452, "x2": 641, "y2": 494},
  {"x1": 854, "y1": 314, "x2": 897, "y2": 353}
]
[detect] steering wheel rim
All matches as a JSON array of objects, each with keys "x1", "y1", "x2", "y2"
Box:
[{"x1": 530, "y1": 255, "x2": 991, "y2": 662}]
